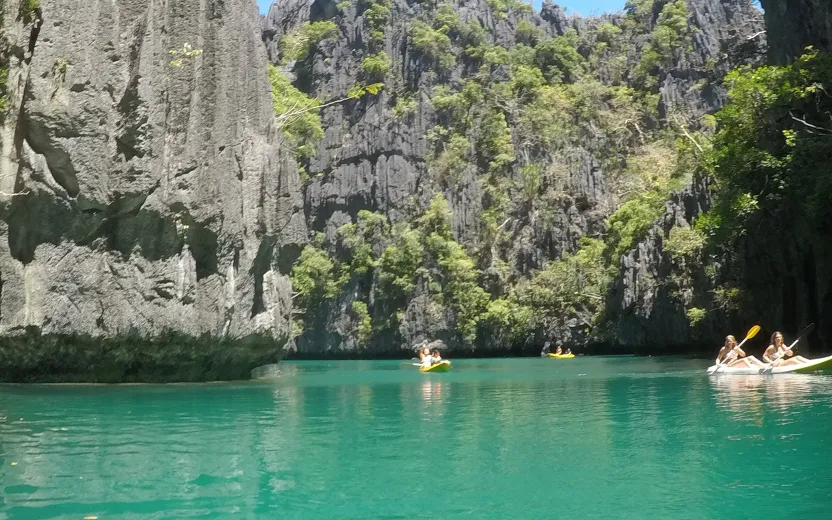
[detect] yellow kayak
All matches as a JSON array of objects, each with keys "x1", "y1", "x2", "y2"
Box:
[
  {"x1": 548, "y1": 353, "x2": 575, "y2": 359},
  {"x1": 420, "y1": 361, "x2": 452, "y2": 372}
]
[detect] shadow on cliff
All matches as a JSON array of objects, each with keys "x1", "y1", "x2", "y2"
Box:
[{"x1": 6, "y1": 191, "x2": 218, "y2": 280}]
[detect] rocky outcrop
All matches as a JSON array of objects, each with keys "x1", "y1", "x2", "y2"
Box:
[
  {"x1": 0, "y1": 0, "x2": 306, "y2": 382},
  {"x1": 611, "y1": 0, "x2": 832, "y2": 356},
  {"x1": 658, "y1": 0, "x2": 767, "y2": 119},
  {"x1": 263, "y1": 0, "x2": 613, "y2": 355},
  {"x1": 608, "y1": 174, "x2": 717, "y2": 353},
  {"x1": 751, "y1": 0, "x2": 832, "y2": 353},
  {"x1": 262, "y1": 0, "x2": 765, "y2": 356},
  {"x1": 760, "y1": 0, "x2": 832, "y2": 64}
]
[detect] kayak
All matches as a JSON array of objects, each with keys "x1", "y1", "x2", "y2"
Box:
[
  {"x1": 420, "y1": 361, "x2": 452, "y2": 373},
  {"x1": 548, "y1": 353, "x2": 575, "y2": 359},
  {"x1": 707, "y1": 354, "x2": 832, "y2": 375}
]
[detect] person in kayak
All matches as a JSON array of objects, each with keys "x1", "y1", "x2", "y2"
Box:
[
  {"x1": 541, "y1": 342, "x2": 552, "y2": 357},
  {"x1": 565, "y1": 348, "x2": 572, "y2": 355},
  {"x1": 555, "y1": 345, "x2": 563, "y2": 355},
  {"x1": 420, "y1": 346, "x2": 434, "y2": 367},
  {"x1": 431, "y1": 349, "x2": 443, "y2": 363},
  {"x1": 763, "y1": 331, "x2": 810, "y2": 366},
  {"x1": 716, "y1": 335, "x2": 766, "y2": 368}
]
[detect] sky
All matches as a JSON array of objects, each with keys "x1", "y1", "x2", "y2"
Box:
[{"x1": 257, "y1": 0, "x2": 627, "y2": 16}]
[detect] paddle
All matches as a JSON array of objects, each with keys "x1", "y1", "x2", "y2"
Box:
[
  {"x1": 711, "y1": 325, "x2": 761, "y2": 373},
  {"x1": 769, "y1": 323, "x2": 815, "y2": 366}
]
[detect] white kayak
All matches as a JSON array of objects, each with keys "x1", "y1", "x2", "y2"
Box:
[{"x1": 707, "y1": 355, "x2": 832, "y2": 375}]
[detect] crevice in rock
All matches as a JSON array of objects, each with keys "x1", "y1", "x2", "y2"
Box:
[
  {"x1": 275, "y1": 242, "x2": 303, "y2": 278},
  {"x1": 250, "y1": 236, "x2": 277, "y2": 318},
  {"x1": 185, "y1": 223, "x2": 219, "y2": 281},
  {"x1": 314, "y1": 148, "x2": 424, "y2": 179},
  {"x1": 26, "y1": 13, "x2": 41, "y2": 57},
  {"x1": 310, "y1": 193, "x2": 376, "y2": 232},
  {"x1": 804, "y1": 245, "x2": 819, "y2": 335}
]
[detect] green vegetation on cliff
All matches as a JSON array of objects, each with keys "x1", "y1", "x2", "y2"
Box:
[
  {"x1": 703, "y1": 49, "x2": 832, "y2": 238},
  {"x1": 271, "y1": 0, "x2": 772, "y2": 352},
  {"x1": 690, "y1": 49, "x2": 832, "y2": 316},
  {"x1": 280, "y1": 21, "x2": 339, "y2": 63},
  {"x1": 0, "y1": 67, "x2": 8, "y2": 113},
  {"x1": 269, "y1": 64, "x2": 323, "y2": 160}
]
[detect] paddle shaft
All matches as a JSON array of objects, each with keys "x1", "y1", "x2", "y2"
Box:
[
  {"x1": 771, "y1": 324, "x2": 814, "y2": 362},
  {"x1": 773, "y1": 339, "x2": 799, "y2": 362}
]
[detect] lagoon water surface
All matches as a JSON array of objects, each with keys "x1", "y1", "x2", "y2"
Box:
[{"x1": 2, "y1": 357, "x2": 832, "y2": 519}]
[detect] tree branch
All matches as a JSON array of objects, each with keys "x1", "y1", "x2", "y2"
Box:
[
  {"x1": 275, "y1": 95, "x2": 357, "y2": 129},
  {"x1": 671, "y1": 115, "x2": 705, "y2": 153},
  {"x1": 789, "y1": 111, "x2": 832, "y2": 134},
  {"x1": 0, "y1": 189, "x2": 30, "y2": 197}
]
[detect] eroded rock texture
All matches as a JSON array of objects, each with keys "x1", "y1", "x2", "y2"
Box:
[
  {"x1": 761, "y1": 0, "x2": 832, "y2": 64},
  {"x1": 613, "y1": 0, "x2": 832, "y2": 355},
  {"x1": 262, "y1": 0, "x2": 764, "y2": 356},
  {"x1": 0, "y1": 0, "x2": 305, "y2": 381}
]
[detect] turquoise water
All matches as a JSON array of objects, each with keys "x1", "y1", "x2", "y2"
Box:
[{"x1": 2, "y1": 357, "x2": 832, "y2": 519}]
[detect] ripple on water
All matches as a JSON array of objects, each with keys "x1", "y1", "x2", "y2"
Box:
[{"x1": 1, "y1": 358, "x2": 832, "y2": 519}]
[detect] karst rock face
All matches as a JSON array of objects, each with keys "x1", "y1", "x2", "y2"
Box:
[
  {"x1": 760, "y1": 0, "x2": 832, "y2": 65},
  {"x1": 7, "y1": 0, "x2": 818, "y2": 371},
  {"x1": 262, "y1": 0, "x2": 764, "y2": 356},
  {"x1": 614, "y1": 0, "x2": 832, "y2": 355},
  {"x1": 0, "y1": 0, "x2": 306, "y2": 382}
]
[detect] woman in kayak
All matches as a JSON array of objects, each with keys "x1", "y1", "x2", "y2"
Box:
[
  {"x1": 420, "y1": 346, "x2": 434, "y2": 367},
  {"x1": 716, "y1": 335, "x2": 766, "y2": 368},
  {"x1": 431, "y1": 349, "x2": 442, "y2": 363},
  {"x1": 763, "y1": 331, "x2": 810, "y2": 366},
  {"x1": 555, "y1": 345, "x2": 563, "y2": 355}
]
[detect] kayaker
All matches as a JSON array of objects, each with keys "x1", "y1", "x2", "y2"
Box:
[
  {"x1": 421, "y1": 346, "x2": 434, "y2": 367},
  {"x1": 555, "y1": 345, "x2": 563, "y2": 355},
  {"x1": 432, "y1": 349, "x2": 442, "y2": 363},
  {"x1": 763, "y1": 331, "x2": 810, "y2": 366},
  {"x1": 541, "y1": 342, "x2": 551, "y2": 357},
  {"x1": 565, "y1": 348, "x2": 572, "y2": 355},
  {"x1": 716, "y1": 335, "x2": 766, "y2": 368}
]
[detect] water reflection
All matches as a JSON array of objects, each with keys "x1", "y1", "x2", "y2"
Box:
[
  {"x1": 710, "y1": 374, "x2": 832, "y2": 421},
  {"x1": 710, "y1": 375, "x2": 766, "y2": 421},
  {"x1": 420, "y1": 380, "x2": 446, "y2": 404}
]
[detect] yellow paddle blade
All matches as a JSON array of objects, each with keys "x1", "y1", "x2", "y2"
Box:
[{"x1": 745, "y1": 325, "x2": 761, "y2": 340}]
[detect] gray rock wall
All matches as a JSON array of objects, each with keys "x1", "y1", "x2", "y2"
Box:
[
  {"x1": 0, "y1": 0, "x2": 306, "y2": 381},
  {"x1": 262, "y1": 0, "x2": 765, "y2": 356},
  {"x1": 610, "y1": 0, "x2": 832, "y2": 355},
  {"x1": 608, "y1": 175, "x2": 717, "y2": 352},
  {"x1": 263, "y1": 0, "x2": 615, "y2": 355},
  {"x1": 761, "y1": 0, "x2": 832, "y2": 64}
]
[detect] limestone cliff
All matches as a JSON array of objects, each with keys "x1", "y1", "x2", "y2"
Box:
[
  {"x1": 760, "y1": 0, "x2": 832, "y2": 64},
  {"x1": 262, "y1": 0, "x2": 764, "y2": 357},
  {"x1": 614, "y1": 0, "x2": 832, "y2": 355},
  {"x1": 0, "y1": 0, "x2": 306, "y2": 381}
]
